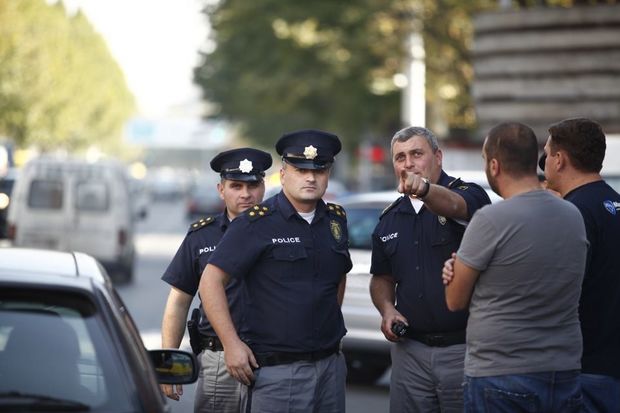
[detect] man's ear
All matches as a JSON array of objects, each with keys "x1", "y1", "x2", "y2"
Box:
[
  {"x1": 217, "y1": 182, "x2": 225, "y2": 200},
  {"x1": 556, "y1": 150, "x2": 569, "y2": 171},
  {"x1": 489, "y1": 158, "x2": 499, "y2": 177}
]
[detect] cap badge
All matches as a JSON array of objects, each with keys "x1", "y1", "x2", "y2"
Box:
[
  {"x1": 239, "y1": 159, "x2": 253, "y2": 173},
  {"x1": 303, "y1": 145, "x2": 318, "y2": 160},
  {"x1": 330, "y1": 220, "x2": 342, "y2": 242}
]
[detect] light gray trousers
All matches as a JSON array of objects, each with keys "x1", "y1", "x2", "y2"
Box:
[
  {"x1": 194, "y1": 349, "x2": 246, "y2": 413},
  {"x1": 390, "y1": 339, "x2": 465, "y2": 413},
  {"x1": 247, "y1": 353, "x2": 347, "y2": 413}
]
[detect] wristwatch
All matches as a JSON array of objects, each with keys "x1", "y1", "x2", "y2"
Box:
[{"x1": 417, "y1": 177, "x2": 430, "y2": 198}]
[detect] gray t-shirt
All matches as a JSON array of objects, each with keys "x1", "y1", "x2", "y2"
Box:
[{"x1": 457, "y1": 190, "x2": 587, "y2": 377}]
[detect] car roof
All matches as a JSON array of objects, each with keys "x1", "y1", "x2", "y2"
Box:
[{"x1": 0, "y1": 247, "x2": 107, "y2": 288}]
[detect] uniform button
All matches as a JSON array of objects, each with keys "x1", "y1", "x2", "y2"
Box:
[
  {"x1": 418, "y1": 294, "x2": 423, "y2": 299},
  {"x1": 414, "y1": 241, "x2": 419, "y2": 245},
  {"x1": 415, "y1": 266, "x2": 420, "y2": 270}
]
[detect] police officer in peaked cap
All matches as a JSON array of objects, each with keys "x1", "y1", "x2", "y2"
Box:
[
  {"x1": 200, "y1": 129, "x2": 352, "y2": 412},
  {"x1": 160, "y1": 147, "x2": 271, "y2": 412}
]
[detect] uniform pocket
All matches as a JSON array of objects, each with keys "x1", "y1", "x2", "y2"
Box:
[{"x1": 271, "y1": 245, "x2": 307, "y2": 262}]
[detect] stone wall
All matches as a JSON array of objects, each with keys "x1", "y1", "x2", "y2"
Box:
[{"x1": 472, "y1": 5, "x2": 620, "y2": 142}]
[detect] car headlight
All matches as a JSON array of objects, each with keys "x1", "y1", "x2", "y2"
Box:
[{"x1": 0, "y1": 193, "x2": 9, "y2": 210}]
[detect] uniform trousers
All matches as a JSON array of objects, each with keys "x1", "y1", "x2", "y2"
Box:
[
  {"x1": 194, "y1": 349, "x2": 246, "y2": 413},
  {"x1": 390, "y1": 339, "x2": 465, "y2": 413},
  {"x1": 246, "y1": 352, "x2": 346, "y2": 413}
]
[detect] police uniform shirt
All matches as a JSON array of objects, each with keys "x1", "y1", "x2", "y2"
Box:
[
  {"x1": 370, "y1": 171, "x2": 491, "y2": 333},
  {"x1": 161, "y1": 212, "x2": 243, "y2": 337},
  {"x1": 564, "y1": 180, "x2": 620, "y2": 378},
  {"x1": 208, "y1": 191, "x2": 352, "y2": 354}
]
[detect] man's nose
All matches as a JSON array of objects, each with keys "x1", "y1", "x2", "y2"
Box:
[
  {"x1": 239, "y1": 185, "x2": 251, "y2": 197},
  {"x1": 404, "y1": 155, "x2": 415, "y2": 168}
]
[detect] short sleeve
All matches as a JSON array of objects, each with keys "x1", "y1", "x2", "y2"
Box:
[
  {"x1": 370, "y1": 225, "x2": 391, "y2": 276},
  {"x1": 208, "y1": 216, "x2": 265, "y2": 278},
  {"x1": 161, "y1": 235, "x2": 199, "y2": 295},
  {"x1": 456, "y1": 209, "x2": 497, "y2": 272},
  {"x1": 451, "y1": 182, "x2": 492, "y2": 220}
]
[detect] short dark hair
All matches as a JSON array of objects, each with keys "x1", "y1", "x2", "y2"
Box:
[
  {"x1": 548, "y1": 118, "x2": 606, "y2": 173},
  {"x1": 485, "y1": 122, "x2": 538, "y2": 177}
]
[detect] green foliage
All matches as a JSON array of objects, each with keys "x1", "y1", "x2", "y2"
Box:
[
  {"x1": 195, "y1": 0, "x2": 416, "y2": 148},
  {"x1": 194, "y1": 0, "x2": 503, "y2": 147},
  {"x1": 0, "y1": 0, "x2": 135, "y2": 151}
]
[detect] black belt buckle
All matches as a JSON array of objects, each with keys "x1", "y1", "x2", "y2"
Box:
[
  {"x1": 201, "y1": 336, "x2": 223, "y2": 352},
  {"x1": 206, "y1": 337, "x2": 217, "y2": 351},
  {"x1": 426, "y1": 334, "x2": 445, "y2": 347}
]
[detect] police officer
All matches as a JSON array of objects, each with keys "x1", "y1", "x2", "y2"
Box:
[
  {"x1": 370, "y1": 126, "x2": 491, "y2": 413},
  {"x1": 160, "y1": 148, "x2": 272, "y2": 412},
  {"x1": 200, "y1": 129, "x2": 352, "y2": 413}
]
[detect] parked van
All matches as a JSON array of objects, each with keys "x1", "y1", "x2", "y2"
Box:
[{"x1": 7, "y1": 157, "x2": 137, "y2": 283}]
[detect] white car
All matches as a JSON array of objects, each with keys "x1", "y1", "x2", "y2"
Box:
[
  {"x1": 339, "y1": 172, "x2": 499, "y2": 384},
  {"x1": 0, "y1": 247, "x2": 197, "y2": 412}
]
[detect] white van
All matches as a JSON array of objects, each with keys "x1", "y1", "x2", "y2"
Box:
[{"x1": 7, "y1": 157, "x2": 137, "y2": 283}]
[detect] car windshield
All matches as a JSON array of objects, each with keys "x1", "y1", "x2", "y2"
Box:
[
  {"x1": 0, "y1": 289, "x2": 138, "y2": 412},
  {"x1": 345, "y1": 203, "x2": 389, "y2": 250}
]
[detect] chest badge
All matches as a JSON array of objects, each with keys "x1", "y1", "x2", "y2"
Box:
[
  {"x1": 438, "y1": 216, "x2": 447, "y2": 225},
  {"x1": 330, "y1": 220, "x2": 342, "y2": 242}
]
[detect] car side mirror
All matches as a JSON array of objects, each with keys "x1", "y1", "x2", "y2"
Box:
[{"x1": 148, "y1": 349, "x2": 199, "y2": 384}]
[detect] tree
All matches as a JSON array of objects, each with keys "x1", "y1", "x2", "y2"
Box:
[
  {"x1": 195, "y1": 0, "x2": 508, "y2": 148},
  {"x1": 194, "y1": 0, "x2": 417, "y2": 149},
  {"x1": 0, "y1": 0, "x2": 135, "y2": 152}
]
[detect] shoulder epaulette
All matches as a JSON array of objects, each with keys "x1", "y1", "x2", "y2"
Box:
[
  {"x1": 188, "y1": 216, "x2": 215, "y2": 233},
  {"x1": 326, "y1": 202, "x2": 347, "y2": 220},
  {"x1": 448, "y1": 177, "x2": 463, "y2": 189},
  {"x1": 380, "y1": 196, "x2": 404, "y2": 219},
  {"x1": 246, "y1": 204, "x2": 272, "y2": 221}
]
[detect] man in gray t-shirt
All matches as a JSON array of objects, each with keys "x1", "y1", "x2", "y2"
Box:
[{"x1": 442, "y1": 122, "x2": 588, "y2": 413}]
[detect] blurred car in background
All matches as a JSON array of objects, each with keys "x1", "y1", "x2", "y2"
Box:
[
  {"x1": 146, "y1": 167, "x2": 190, "y2": 202},
  {"x1": 0, "y1": 247, "x2": 198, "y2": 412},
  {"x1": 338, "y1": 170, "x2": 500, "y2": 384},
  {"x1": 7, "y1": 157, "x2": 138, "y2": 283},
  {"x1": 0, "y1": 168, "x2": 18, "y2": 239},
  {"x1": 185, "y1": 177, "x2": 225, "y2": 220}
]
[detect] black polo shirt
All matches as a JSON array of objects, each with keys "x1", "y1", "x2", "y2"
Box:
[
  {"x1": 565, "y1": 180, "x2": 620, "y2": 378},
  {"x1": 370, "y1": 171, "x2": 491, "y2": 333},
  {"x1": 208, "y1": 191, "x2": 352, "y2": 354},
  {"x1": 162, "y1": 212, "x2": 243, "y2": 337}
]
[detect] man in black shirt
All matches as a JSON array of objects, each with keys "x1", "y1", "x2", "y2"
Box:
[{"x1": 541, "y1": 117, "x2": 620, "y2": 412}]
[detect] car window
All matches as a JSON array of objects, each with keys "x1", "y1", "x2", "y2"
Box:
[
  {"x1": 27, "y1": 179, "x2": 64, "y2": 209},
  {"x1": 346, "y1": 205, "x2": 384, "y2": 250},
  {"x1": 0, "y1": 289, "x2": 138, "y2": 412},
  {"x1": 75, "y1": 181, "x2": 110, "y2": 212}
]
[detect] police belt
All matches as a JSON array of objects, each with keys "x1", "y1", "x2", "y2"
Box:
[
  {"x1": 254, "y1": 346, "x2": 340, "y2": 367},
  {"x1": 200, "y1": 336, "x2": 224, "y2": 352},
  {"x1": 404, "y1": 330, "x2": 466, "y2": 347}
]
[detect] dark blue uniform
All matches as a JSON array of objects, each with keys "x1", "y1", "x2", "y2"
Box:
[
  {"x1": 370, "y1": 171, "x2": 491, "y2": 333},
  {"x1": 162, "y1": 213, "x2": 244, "y2": 337},
  {"x1": 564, "y1": 181, "x2": 620, "y2": 379},
  {"x1": 208, "y1": 191, "x2": 352, "y2": 354}
]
